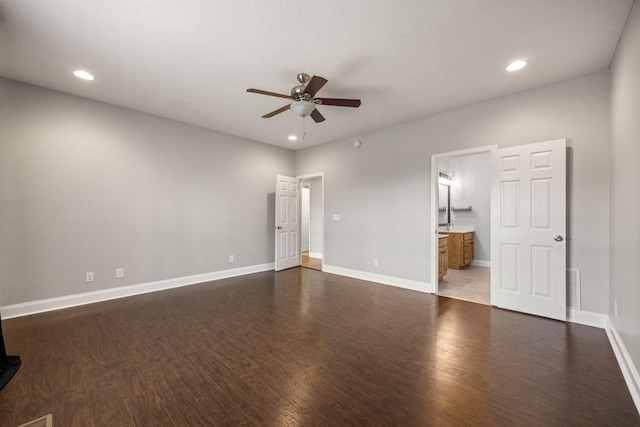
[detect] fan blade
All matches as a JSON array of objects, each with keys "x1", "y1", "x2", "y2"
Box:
[
  {"x1": 316, "y1": 98, "x2": 361, "y2": 107},
  {"x1": 310, "y1": 108, "x2": 325, "y2": 123},
  {"x1": 304, "y1": 76, "x2": 328, "y2": 97},
  {"x1": 262, "y1": 104, "x2": 291, "y2": 118},
  {"x1": 247, "y1": 88, "x2": 292, "y2": 99}
]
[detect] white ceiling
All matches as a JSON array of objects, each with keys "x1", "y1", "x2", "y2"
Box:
[{"x1": 0, "y1": 0, "x2": 632, "y2": 150}]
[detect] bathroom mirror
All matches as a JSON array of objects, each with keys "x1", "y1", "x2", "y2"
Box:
[{"x1": 438, "y1": 183, "x2": 450, "y2": 225}]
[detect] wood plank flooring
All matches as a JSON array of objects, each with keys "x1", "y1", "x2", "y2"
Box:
[{"x1": 1, "y1": 268, "x2": 638, "y2": 426}]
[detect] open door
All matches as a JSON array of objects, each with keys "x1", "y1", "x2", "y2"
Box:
[
  {"x1": 491, "y1": 139, "x2": 567, "y2": 320},
  {"x1": 275, "y1": 175, "x2": 300, "y2": 271}
]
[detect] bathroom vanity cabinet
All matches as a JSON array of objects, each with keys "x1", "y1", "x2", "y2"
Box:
[
  {"x1": 438, "y1": 235, "x2": 448, "y2": 280},
  {"x1": 439, "y1": 231, "x2": 474, "y2": 269}
]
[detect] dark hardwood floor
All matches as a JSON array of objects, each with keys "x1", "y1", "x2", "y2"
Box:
[{"x1": 1, "y1": 267, "x2": 638, "y2": 426}]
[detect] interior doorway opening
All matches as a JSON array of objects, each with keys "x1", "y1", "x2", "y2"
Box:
[
  {"x1": 299, "y1": 173, "x2": 324, "y2": 271},
  {"x1": 431, "y1": 146, "x2": 496, "y2": 305}
]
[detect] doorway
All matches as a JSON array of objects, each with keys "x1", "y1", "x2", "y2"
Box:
[
  {"x1": 431, "y1": 140, "x2": 567, "y2": 321},
  {"x1": 299, "y1": 173, "x2": 324, "y2": 271},
  {"x1": 431, "y1": 146, "x2": 496, "y2": 305}
]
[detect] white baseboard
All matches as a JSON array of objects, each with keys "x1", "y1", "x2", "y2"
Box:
[
  {"x1": 0, "y1": 263, "x2": 275, "y2": 319},
  {"x1": 566, "y1": 308, "x2": 608, "y2": 328},
  {"x1": 471, "y1": 260, "x2": 491, "y2": 267},
  {"x1": 320, "y1": 266, "x2": 609, "y2": 328},
  {"x1": 309, "y1": 252, "x2": 323, "y2": 259},
  {"x1": 606, "y1": 318, "x2": 640, "y2": 415},
  {"x1": 322, "y1": 264, "x2": 433, "y2": 294}
]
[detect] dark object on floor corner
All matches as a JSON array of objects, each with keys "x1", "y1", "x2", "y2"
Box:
[{"x1": 0, "y1": 315, "x2": 21, "y2": 390}]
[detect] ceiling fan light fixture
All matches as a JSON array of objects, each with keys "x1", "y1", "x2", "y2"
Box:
[{"x1": 290, "y1": 100, "x2": 316, "y2": 117}]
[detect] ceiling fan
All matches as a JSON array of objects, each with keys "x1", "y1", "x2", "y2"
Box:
[{"x1": 247, "y1": 73, "x2": 361, "y2": 123}]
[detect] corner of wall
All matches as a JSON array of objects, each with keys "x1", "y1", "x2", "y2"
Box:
[{"x1": 606, "y1": 317, "x2": 640, "y2": 414}]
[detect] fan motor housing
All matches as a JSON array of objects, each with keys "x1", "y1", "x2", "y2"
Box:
[
  {"x1": 291, "y1": 85, "x2": 306, "y2": 99},
  {"x1": 291, "y1": 88, "x2": 313, "y2": 101}
]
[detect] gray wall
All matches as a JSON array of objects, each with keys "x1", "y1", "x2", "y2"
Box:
[
  {"x1": 296, "y1": 70, "x2": 611, "y2": 314},
  {"x1": 309, "y1": 176, "x2": 324, "y2": 257},
  {"x1": 0, "y1": 62, "x2": 616, "y2": 319},
  {"x1": 0, "y1": 78, "x2": 294, "y2": 306},
  {"x1": 610, "y1": 0, "x2": 640, "y2": 380}
]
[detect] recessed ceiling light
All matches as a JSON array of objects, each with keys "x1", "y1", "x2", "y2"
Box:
[
  {"x1": 288, "y1": 135, "x2": 298, "y2": 141},
  {"x1": 73, "y1": 70, "x2": 95, "y2": 80},
  {"x1": 506, "y1": 60, "x2": 527, "y2": 72}
]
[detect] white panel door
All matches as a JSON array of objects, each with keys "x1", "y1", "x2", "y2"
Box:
[
  {"x1": 491, "y1": 139, "x2": 567, "y2": 320},
  {"x1": 275, "y1": 175, "x2": 300, "y2": 271}
]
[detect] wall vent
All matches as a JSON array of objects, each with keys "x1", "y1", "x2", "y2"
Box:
[{"x1": 567, "y1": 268, "x2": 581, "y2": 310}]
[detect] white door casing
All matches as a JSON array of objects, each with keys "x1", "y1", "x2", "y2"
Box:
[
  {"x1": 491, "y1": 139, "x2": 567, "y2": 320},
  {"x1": 275, "y1": 175, "x2": 300, "y2": 271}
]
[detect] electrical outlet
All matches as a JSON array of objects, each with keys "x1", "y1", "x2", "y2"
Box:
[
  {"x1": 614, "y1": 301, "x2": 618, "y2": 317},
  {"x1": 373, "y1": 258, "x2": 379, "y2": 267},
  {"x1": 116, "y1": 268, "x2": 124, "y2": 279},
  {"x1": 229, "y1": 255, "x2": 234, "y2": 262},
  {"x1": 86, "y1": 272, "x2": 94, "y2": 283}
]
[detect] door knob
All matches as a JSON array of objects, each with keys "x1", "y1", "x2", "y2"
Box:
[
  {"x1": 276, "y1": 226, "x2": 282, "y2": 230},
  {"x1": 554, "y1": 235, "x2": 563, "y2": 242}
]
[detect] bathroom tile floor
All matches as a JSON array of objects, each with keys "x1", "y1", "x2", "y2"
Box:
[{"x1": 438, "y1": 265, "x2": 490, "y2": 305}]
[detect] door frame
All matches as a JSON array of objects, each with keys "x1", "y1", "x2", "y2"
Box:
[
  {"x1": 430, "y1": 145, "x2": 497, "y2": 294},
  {"x1": 297, "y1": 172, "x2": 325, "y2": 271}
]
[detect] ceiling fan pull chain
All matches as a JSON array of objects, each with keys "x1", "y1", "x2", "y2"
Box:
[{"x1": 302, "y1": 116, "x2": 307, "y2": 140}]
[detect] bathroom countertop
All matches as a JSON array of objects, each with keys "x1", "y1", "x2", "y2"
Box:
[{"x1": 439, "y1": 226, "x2": 475, "y2": 233}]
